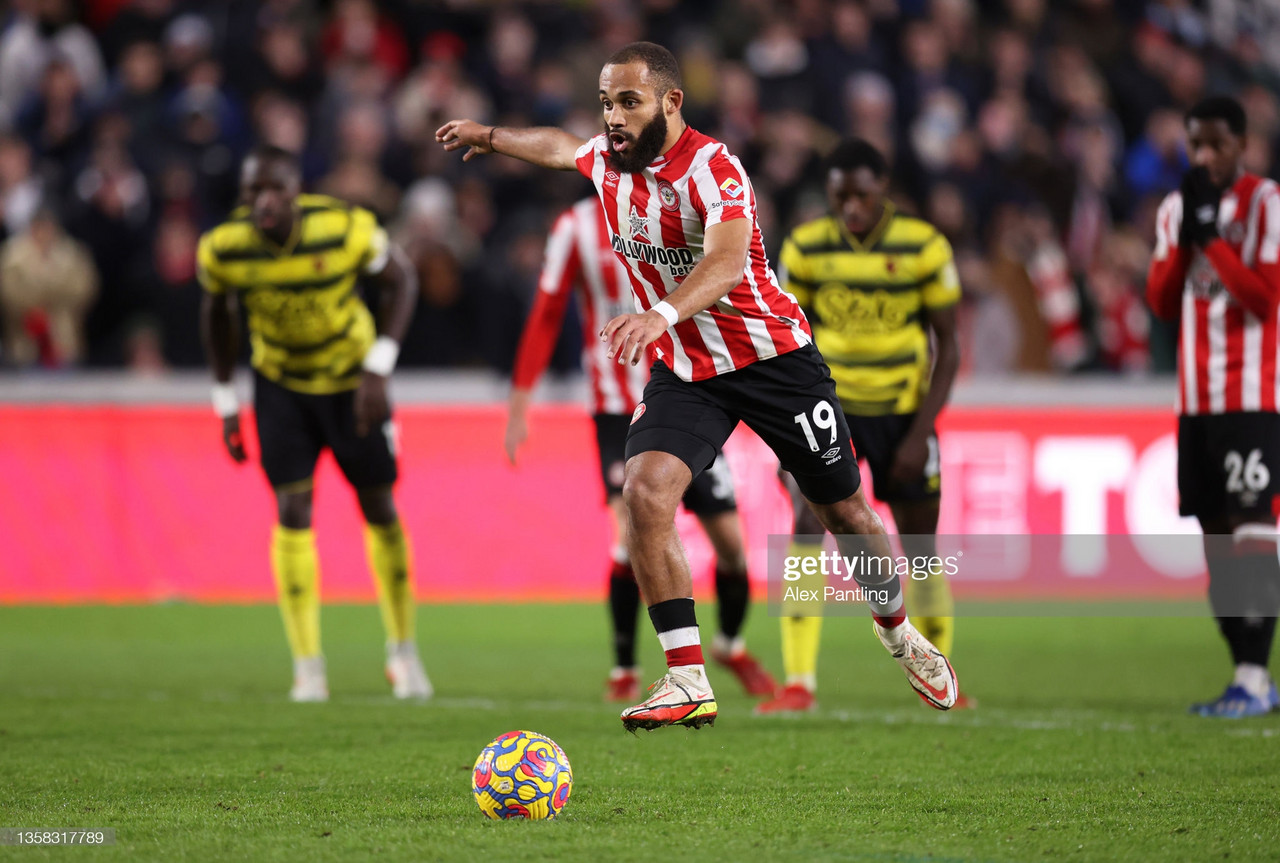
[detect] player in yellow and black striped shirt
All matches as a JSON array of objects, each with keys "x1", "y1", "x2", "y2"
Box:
[
  {"x1": 198, "y1": 145, "x2": 429, "y2": 702},
  {"x1": 758, "y1": 138, "x2": 970, "y2": 713}
]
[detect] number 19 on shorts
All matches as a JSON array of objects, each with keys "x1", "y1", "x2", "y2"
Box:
[{"x1": 794, "y1": 400, "x2": 838, "y2": 452}]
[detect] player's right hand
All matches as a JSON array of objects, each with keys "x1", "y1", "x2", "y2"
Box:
[
  {"x1": 435, "y1": 120, "x2": 493, "y2": 162},
  {"x1": 504, "y1": 414, "x2": 528, "y2": 466},
  {"x1": 601, "y1": 310, "x2": 668, "y2": 366},
  {"x1": 221, "y1": 414, "x2": 248, "y2": 464},
  {"x1": 504, "y1": 389, "x2": 532, "y2": 465}
]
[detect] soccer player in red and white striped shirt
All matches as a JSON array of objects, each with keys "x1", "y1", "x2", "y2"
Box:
[
  {"x1": 439, "y1": 42, "x2": 958, "y2": 729},
  {"x1": 504, "y1": 197, "x2": 777, "y2": 702},
  {"x1": 1147, "y1": 96, "x2": 1280, "y2": 717}
]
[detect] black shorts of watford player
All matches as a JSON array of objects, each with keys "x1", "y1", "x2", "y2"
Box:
[{"x1": 198, "y1": 145, "x2": 429, "y2": 702}]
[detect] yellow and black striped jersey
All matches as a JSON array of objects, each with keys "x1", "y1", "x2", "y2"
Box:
[
  {"x1": 197, "y1": 194, "x2": 389, "y2": 395},
  {"x1": 779, "y1": 204, "x2": 959, "y2": 415}
]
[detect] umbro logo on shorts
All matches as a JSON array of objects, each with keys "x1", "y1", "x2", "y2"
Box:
[{"x1": 822, "y1": 446, "x2": 842, "y2": 464}]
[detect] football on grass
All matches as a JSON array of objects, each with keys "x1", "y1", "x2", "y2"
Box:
[{"x1": 472, "y1": 730, "x2": 572, "y2": 819}]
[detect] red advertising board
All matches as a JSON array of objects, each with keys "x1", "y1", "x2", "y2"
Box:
[{"x1": 0, "y1": 404, "x2": 1199, "y2": 603}]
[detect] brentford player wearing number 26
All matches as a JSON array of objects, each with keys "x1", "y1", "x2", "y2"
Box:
[
  {"x1": 438, "y1": 41, "x2": 958, "y2": 730},
  {"x1": 1147, "y1": 96, "x2": 1280, "y2": 718}
]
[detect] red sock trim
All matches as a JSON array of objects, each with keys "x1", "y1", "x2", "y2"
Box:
[
  {"x1": 665, "y1": 644, "x2": 704, "y2": 668},
  {"x1": 609, "y1": 560, "x2": 635, "y2": 581},
  {"x1": 873, "y1": 611, "x2": 906, "y2": 629}
]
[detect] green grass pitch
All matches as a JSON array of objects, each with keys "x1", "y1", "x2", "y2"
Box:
[{"x1": 1, "y1": 603, "x2": 1278, "y2": 862}]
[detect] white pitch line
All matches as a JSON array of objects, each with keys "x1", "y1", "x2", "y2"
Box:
[{"x1": 7, "y1": 689, "x2": 1278, "y2": 738}]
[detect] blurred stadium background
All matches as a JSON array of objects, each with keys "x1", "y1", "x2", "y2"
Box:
[{"x1": 1, "y1": 0, "x2": 1264, "y2": 603}]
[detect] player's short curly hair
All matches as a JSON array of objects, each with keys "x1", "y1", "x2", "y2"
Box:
[
  {"x1": 1186, "y1": 96, "x2": 1246, "y2": 137},
  {"x1": 246, "y1": 144, "x2": 301, "y2": 175},
  {"x1": 605, "y1": 42, "x2": 682, "y2": 97},
  {"x1": 824, "y1": 138, "x2": 888, "y2": 178}
]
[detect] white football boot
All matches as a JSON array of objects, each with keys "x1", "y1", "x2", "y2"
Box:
[
  {"x1": 290, "y1": 655, "x2": 329, "y2": 703},
  {"x1": 620, "y1": 665, "x2": 717, "y2": 731},
  {"x1": 874, "y1": 619, "x2": 958, "y2": 710},
  {"x1": 386, "y1": 641, "x2": 433, "y2": 700}
]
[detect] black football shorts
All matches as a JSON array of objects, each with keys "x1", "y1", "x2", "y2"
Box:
[
  {"x1": 254, "y1": 371, "x2": 398, "y2": 491},
  {"x1": 846, "y1": 412, "x2": 941, "y2": 503},
  {"x1": 1178, "y1": 412, "x2": 1280, "y2": 522},
  {"x1": 626, "y1": 344, "x2": 860, "y2": 505},
  {"x1": 595, "y1": 412, "x2": 736, "y2": 514}
]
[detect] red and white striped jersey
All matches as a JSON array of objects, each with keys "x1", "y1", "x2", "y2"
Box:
[
  {"x1": 512, "y1": 198, "x2": 647, "y2": 415},
  {"x1": 1149, "y1": 173, "x2": 1280, "y2": 415},
  {"x1": 574, "y1": 126, "x2": 812, "y2": 381}
]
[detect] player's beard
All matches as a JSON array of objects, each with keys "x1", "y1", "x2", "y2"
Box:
[{"x1": 607, "y1": 109, "x2": 669, "y2": 174}]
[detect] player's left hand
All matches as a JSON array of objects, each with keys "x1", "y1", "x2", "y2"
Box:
[
  {"x1": 889, "y1": 430, "x2": 930, "y2": 489},
  {"x1": 601, "y1": 310, "x2": 668, "y2": 366},
  {"x1": 355, "y1": 371, "x2": 390, "y2": 437}
]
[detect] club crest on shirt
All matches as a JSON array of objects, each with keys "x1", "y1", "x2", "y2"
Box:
[
  {"x1": 1188, "y1": 257, "x2": 1225, "y2": 300},
  {"x1": 1225, "y1": 221, "x2": 1246, "y2": 244},
  {"x1": 628, "y1": 205, "x2": 650, "y2": 242},
  {"x1": 719, "y1": 177, "x2": 743, "y2": 199},
  {"x1": 657, "y1": 180, "x2": 680, "y2": 212}
]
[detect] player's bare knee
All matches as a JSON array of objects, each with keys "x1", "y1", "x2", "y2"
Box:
[
  {"x1": 357, "y1": 487, "x2": 397, "y2": 526},
  {"x1": 813, "y1": 496, "x2": 882, "y2": 536},
  {"x1": 622, "y1": 471, "x2": 681, "y2": 534},
  {"x1": 793, "y1": 504, "x2": 825, "y2": 536},
  {"x1": 277, "y1": 490, "x2": 313, "y2": 529}
]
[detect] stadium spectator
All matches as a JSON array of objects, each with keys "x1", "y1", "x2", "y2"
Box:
[
  {"x1": 0, "y1": 134, "x2": 43, "y2": 240},
  {"x1": 15, "y1": 57, "x2": 94, "y2": 168},
  {"x1": 0, "y1": 205, "x2": 98, "y2": 367},
  {"x1": 0, "y1": 0, "x2": 106, "y2": 129},
  {"x1": 0, "y1": 0, "x2": 1273, "y2": 375}
]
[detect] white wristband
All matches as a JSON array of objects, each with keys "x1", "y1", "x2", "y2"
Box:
[
  {"x1": 651, "y1": 300, "x2": 679, "y2": 329},
  {"x1": 212, "y1": 383, "x2": 238, "y2": 419},
  {"x1": 362, "y1": 336, "x2": 400, "y2": 377}
]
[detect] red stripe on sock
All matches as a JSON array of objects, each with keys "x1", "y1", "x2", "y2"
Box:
[
  {"x1": 665, "y1": 644, "x2": 704, "y2": 668},
  {"x1": 873, "y1": 611, "x2": 906, "y2": 629},
  {"x1": 609, "y1": 561, "x2": 635, "y2": 581}
]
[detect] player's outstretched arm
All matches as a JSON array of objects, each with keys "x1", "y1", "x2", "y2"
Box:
[
  {"x1": 435, "y1": 120, "x2": 584, "y2": 171},
  {"x1": 200, "y1": 291, "x2": 247, "y2": 463},
  {"x1": 600, "y1": 219, "x2": 752, "y2": 365}
]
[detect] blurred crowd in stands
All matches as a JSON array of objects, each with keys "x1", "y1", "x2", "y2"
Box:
[{"x1": 0, "y1": 0, "x2": 1277, "y2": 378}]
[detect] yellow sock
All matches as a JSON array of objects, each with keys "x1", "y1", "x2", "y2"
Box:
[
  {"x1": 271, "y1": 526, "x2": 321, "y2": 659},
  {"x1": 365, "y1": 520, "x2": 414, "y2": 644},
  {"x1": 911, "y1": 566, "x2": 955, "y2": 656},
  {"x1": 780, "y1": 541, "x2": 825, "y2": 690},
  {"x1": 781, "y1": 616, "x2": 823, "y2": 690}
]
